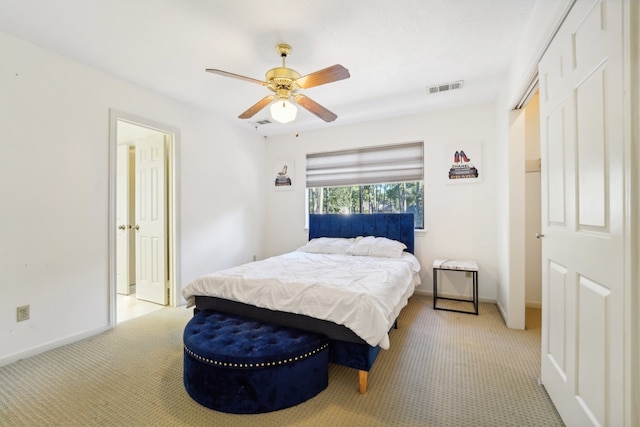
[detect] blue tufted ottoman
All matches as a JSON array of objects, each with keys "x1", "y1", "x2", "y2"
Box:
[{"x1": 183, "y1": 310, "x2": 329, "y2": 414}]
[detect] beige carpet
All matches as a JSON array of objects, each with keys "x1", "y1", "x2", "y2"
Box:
[{"x1": 0, "y1": 296, "x2": 564, "y2": 426}]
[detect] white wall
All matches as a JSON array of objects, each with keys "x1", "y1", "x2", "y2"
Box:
[
  {"x1": 0, "y1": 32, "x2": 265, "y2": 365},
  {"x1": 263, "y1": 104, "x2": 499, "y2": 301}
]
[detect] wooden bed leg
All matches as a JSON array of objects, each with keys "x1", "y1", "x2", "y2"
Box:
[{"x1": 359, "y1": 370, "x2": 368, "y2": 394}]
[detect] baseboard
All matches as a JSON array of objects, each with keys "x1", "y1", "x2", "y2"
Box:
[
  {"x1": 412, "y1": 288, "x2": 430, "y2": 297},
  {"x1": 412, "y1": 287, "x2": 496, "y2": 304},
  {"x1": 0, "y1": 324, "x2": 112, "y2": 368},
  {"x1": 526, "y1": 300, "x2": 542, "y2": 309},
  {"x1": 496, "y1": 299, "x2": 507, "y2": 323}
]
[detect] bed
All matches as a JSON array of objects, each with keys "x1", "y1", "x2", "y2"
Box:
[{"x1": 182, "y1": 213, "x2": 420, "y2": 393}]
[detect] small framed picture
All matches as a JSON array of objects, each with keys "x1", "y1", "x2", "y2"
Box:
[
  {"x1": 445, "y1": 143, "x2": 482, "y2": 184},
  {"x1": 273, "y1": 159, "x2": 294, "y2": 190}
]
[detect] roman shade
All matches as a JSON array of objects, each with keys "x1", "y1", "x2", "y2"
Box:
[{"x1": 306, "y1": 141, "x2": 424, "y2": 188}]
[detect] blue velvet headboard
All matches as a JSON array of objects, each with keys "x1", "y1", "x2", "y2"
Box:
[{"x1": 308, "y1": 213, "x2": 415, "y2": 254}]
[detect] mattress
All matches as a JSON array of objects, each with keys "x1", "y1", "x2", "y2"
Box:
[{"x1": 182, "y1": 250, "x2": 421, "y2": 349}]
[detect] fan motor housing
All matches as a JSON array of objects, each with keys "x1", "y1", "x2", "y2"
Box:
[{"x1": 266, "y1": 67, "x2": 301, "y2": 89}]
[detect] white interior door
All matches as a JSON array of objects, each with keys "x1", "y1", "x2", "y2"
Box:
[
  {"x1": 134, "y1": 134, "x2": 167, "y2": 305},
  {"x1": 116, "y1": 144, "x2": 131, "y2": 295},
  {"x1": 538, "y1": 0, "x2": 627, "y2": 425}
]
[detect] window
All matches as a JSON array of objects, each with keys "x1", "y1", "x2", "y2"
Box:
[{"x1": 306, "y1": 142, "x2": 424, "y2": 229}]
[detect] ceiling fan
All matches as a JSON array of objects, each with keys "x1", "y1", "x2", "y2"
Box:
[{"x1": 206, "y1": 43, "x2": 350, "y2": 123}]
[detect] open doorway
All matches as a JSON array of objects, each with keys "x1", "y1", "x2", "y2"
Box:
[
  {"x1": 505, "y1": 85, "x2": 541, "y2": 330},
  {"x1": 523, "y1": 91, "x2": 542, "y2": 314},
  {"x1": 108, "y1": 110, "x2": 180, "y2": 326}
]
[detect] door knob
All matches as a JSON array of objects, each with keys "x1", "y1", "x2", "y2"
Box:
[
  {"x1": 536, "y1": 233, "x2": 545, "y2": 239},
  {"x1": 134, "y1": 225, "x2": 140, "y2": 230},
  {"x1": 118, "y1": 224, "x2": 126, "y2": 230}
]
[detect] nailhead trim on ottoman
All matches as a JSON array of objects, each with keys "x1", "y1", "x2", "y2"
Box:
[{"x1": 183, "y1": 310, "x2": 329, "y2": 414}]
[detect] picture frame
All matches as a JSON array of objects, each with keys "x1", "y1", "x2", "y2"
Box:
[
  {"x1": 445, "y1": 143, "x2": 482, "y2": 184},
  {"x1": 273, "y1": 159, "x2": 294, "y2": 190}
]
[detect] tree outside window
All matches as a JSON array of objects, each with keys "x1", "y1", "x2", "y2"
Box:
[{"x1": 308, "y1": 181, "x2": 424, "y2": 229}]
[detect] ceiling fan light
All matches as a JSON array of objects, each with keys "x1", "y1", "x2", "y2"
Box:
[{"x1": 270, "y1": 99, "x2": 297, "y2": 123}]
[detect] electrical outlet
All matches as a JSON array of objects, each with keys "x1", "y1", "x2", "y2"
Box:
[
  {"x1": 17, "y1": 305, "x2": 30, "y2": 322},
  {"x1": 465, "y1": 272, "x2": 472, "y2": 278}
]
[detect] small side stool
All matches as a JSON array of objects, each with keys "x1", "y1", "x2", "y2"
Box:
[{"x1": 433, "y1": 259, "x2": 478, "y2": 315}]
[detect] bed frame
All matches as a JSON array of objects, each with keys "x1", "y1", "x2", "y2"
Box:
[{"x1": 194, "y1": 213, "x2": 415, "y2": 393}]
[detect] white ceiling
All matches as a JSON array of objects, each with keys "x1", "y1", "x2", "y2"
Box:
[{"x1": 0, "y1": 0, "x2": 537, "y2": 137}]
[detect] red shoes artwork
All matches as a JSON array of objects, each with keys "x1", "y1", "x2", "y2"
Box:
[
  {"x1": 453, "y1": 150, "x2": 470, "y2": 164},
  {"x1": 449, "y1": 149, "x2": 478, "y2": 179}
]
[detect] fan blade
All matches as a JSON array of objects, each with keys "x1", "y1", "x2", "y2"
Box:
[
  {"x1": 238, "y1": 95, "x2": 275, "y2": 119},
  {"x1": 295, "y1": 64, "x2": 350, "y2": 89},
  {"x1": 206, "y1": 69, "x2": 267, "y2": 86},
  {"x1": 294, "y1": 95, "x2": 338, "y2": 122}
]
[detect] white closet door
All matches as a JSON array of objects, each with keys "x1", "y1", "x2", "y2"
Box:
[{"x1": 538, "y1": 0, "x2": 627, "y2": 425}]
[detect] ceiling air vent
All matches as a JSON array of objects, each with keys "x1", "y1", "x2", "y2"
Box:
[
  {"x1": 427, "y1": 80, "x2": 464, "y2": 94},
  {"x1": 249, "y1": 119, "x2": 272, "y2": 127}
]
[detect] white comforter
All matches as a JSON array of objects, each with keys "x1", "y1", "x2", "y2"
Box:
[{"x1": 182, "y1": 251, "x2": 421, "y2": 349}]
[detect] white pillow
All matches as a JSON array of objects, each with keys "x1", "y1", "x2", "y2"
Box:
[
  {"x1": 346, "y1": 236, "x2": 407, "y2": 258},
  {"x1": 297, "y1": 237, "x2": 356, "y2": 255}
]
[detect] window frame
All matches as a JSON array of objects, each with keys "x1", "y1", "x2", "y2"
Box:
[{"x1": 305, "y1": 142, "x2": 425, "y2": 229}]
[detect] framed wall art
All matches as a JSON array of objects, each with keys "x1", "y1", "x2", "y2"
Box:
[
  {"x1": 445, "y1": 143, "x2": 482, "y2": 184},
  {"x1": 273, "y1": 159, "x2": 294, "y2": 190}
]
